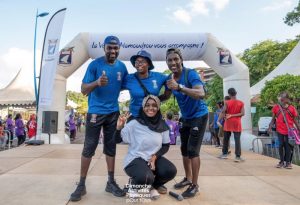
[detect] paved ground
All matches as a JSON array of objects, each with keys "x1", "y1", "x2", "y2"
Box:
[{"x1": 0, "y1": 143, "x2": 300, "y2": 205}]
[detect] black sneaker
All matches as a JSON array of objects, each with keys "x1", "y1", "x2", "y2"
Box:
[
  {"x1": 156, "y1": 185, "x2": 167, "y2": 194},
  {"x1": 174, "y1": 177, "x2": 192, "y2": 189},
  {"x1": 69, "y1": 184, "x2": 87, "y2": 202},
  {"x1": 182, "y1": 184, "x2": 199, "y2": 198},
  {"x1": 105, "y1": 180, "x2": 126, "y2": 197}
]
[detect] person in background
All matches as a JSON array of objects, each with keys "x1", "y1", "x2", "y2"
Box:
[
  {"x1": 115, "y1": 95, "x2": 177, "y2": 199},
  {"x1": 165, "y1": 111, "x2": 179, "y2": 145},
  {"x1": 69, "y1": 114, "x2": 77, "y2": 141},
  {"x1": 218, "y1": 88, "x2": 245, "y2": 162},
  {"x1": 5, "y1": 114, "x2": 14, "y2": 146},
  {"x1": 210, "y1": 101, "x2": 223, "y2": 147},
  {"x1": 77, "y1": 116, "x2": 82, "y2": 132},
  {"x1": 269, "y1": 92, "x2": 300, "y2": 169},
  {"x1": 27, "y1": 114, "x2": 37, "y2": 139},
  {"x1": 0, "y1": 121, "x2": 6, "y2": 146},
  {"x1": 15, "y1": 113, "x2": 26, "y2": 146}
]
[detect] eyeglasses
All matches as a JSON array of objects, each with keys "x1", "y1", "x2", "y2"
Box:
[{"x1": 135, "y1": 60, "x2": 148, "y2": 65}]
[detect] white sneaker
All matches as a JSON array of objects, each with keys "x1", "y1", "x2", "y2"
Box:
[{"x1": 150, "y1": 189, "x2": 160, "y2": 200}]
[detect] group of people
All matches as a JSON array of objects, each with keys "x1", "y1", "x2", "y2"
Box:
[
  {"x1": 69, "y1": 35, "x2": 209, "y2": 202},
  {"x1": 68, "y1": 35, "x2": 299, "y2": 202},
  {"x1": 0, "y1": 113, "x2": 37, "y2": 147}
]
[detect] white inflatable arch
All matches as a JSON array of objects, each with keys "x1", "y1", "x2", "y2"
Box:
[{"x1": 37, "y1": 33, "x2": 254, "y2": 149}]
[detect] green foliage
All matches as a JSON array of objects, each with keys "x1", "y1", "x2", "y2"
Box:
[
  {"x1": 205, "y1": 75, "x2": 223, "y2": 111},
  {"x1": 251, "y1": 103, "x2": 272, "y2": 127},
  {"x1": 240, "y1": 39, "x2": 298, "y2": 86},
  {"x1": 284, "y1": 0, "x2": 300, "y2": 26},
  {"x1": 66, "y1": 91, "x2": 88, "y2": 114},
  {"x1": 160, "y1": 95, "x2": 179, "y2": 116},
  {"x1": 260, "y1": 74, "x2": 300, "y2": 108}
]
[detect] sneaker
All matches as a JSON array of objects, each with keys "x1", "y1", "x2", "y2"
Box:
[
  {"x1": 218, "y1": 154, "x2": 228, "y2": 159},
  {"x1": 285, "y1": 162, "x2": 293, "y2": 169},
  {"x1": 182, "y1": 184, "x2": 199, "y2": 198},
  {"x1": 174, "y1": 177, "x2": 192, "y2": 189},
  {"x1": 156, "y1": 185, "x2": 167, "y2": 194},
  {"x1": 276, "y1": 161, "x2": 284, "y2": 168},
  {"x1": 105, "y1": 180, "x2": 126, "y2": 197},
  {"x1": 69, "y1": 184, "x2": 87, "y2": 202},
  {"x1": 234, "y1": 157, "x2": 245, "y2": 162},
  {"x1": 150, "y1": 189, "x2": 160, "y2": 200}
]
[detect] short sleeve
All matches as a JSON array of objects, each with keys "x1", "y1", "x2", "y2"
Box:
[
  {"x1": 272, "y1": 105, "x2": 279, "y2": 115},
  {"x1": 82, "y1": 61, "x2": 97, "y2": 84},
  {"x1": 122, "y1": 75, "x2": 129, "y2": 89},
  {"x1": 162, "y1": 130, "x2": 170, "y2": 144},
  {"x1": 122, "y1": 63, "x2": 128, "y2": 81},
  {"x1": 121, "y1": 120, "x2": 135, "y2": 143},
  {"x1": 188, "y1": 69, "x2": 204, "y2": 87},
  {"x1": 290, "y1": 106, "x2": 298, "y2": 117}
]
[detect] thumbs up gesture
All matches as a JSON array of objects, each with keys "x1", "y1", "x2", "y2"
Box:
[
  {"x1": 97, "y1": 70, "x2": 108, "y2": 86},
  {"x1": 166, "y1": 74, "x2": 179, "y2": 90}
]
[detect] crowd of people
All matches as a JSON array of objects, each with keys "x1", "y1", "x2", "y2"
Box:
[
  {"x1": 3, "y1": 34, "x2": 290, "y2": 202},
  {"x1": 0, "y1": 113, "x2": 37, "y2": 148}
]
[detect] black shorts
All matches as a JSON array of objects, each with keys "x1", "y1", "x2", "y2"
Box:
[
  {"x1": 82, "y1": 112, "x2": 119, "y2": 158},
  {"x1": 179, "y1": 114, "x2": 208, "y2": 158}
]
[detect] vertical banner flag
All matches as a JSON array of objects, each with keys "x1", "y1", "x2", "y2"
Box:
[{"x1": 38, "y1": 8, "x2": 67, "y2": 106}]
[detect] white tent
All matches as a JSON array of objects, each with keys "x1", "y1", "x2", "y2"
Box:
[
  {"x1": 0, "y1": 68, "x2": 36, "y2": 107},
  {"x1": 250, "y1": 40, "x2": 300, "y2": 97}
]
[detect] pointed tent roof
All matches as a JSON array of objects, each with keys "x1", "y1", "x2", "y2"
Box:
[
  {"x1": 250, "y1": 40, "x2": 300, "y2": 97},
  {"x1": 0, "y1": 68, "x2": 36, "y2": 107}
]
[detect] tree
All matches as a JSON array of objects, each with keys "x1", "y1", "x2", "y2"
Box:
[
  {"x1": 260, "y1": 74, "x2": 300, "y2": 108},
  {"x1": 205, "y1": 75, "x2": 223, "y2": 110},
  {"x1": 284, "y1": 0, "x2": 300, "y2": 26},
  {"x1": 240, "y1": 38, "x2": 298, "y2": 86},
  {"x1": 160, "y1": 95, "x2": 179, "y2": 115},
  {"x1": 66, "y1": 91, "x2": 88, "y2": 114}
]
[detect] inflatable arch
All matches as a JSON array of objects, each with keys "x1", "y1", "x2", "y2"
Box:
[{"x1": 37, "y1": 33, "x2": 255, "y2": 150}]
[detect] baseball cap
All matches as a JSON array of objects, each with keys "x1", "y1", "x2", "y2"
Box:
[{"x1": 103, "y1": 35, "x2": 120, "y2": 45}]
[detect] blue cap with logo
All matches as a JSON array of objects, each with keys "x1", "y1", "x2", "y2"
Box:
[
  {"x1": 130, "y1": 50, "x2": 154, "y2": 70},
  {"x1": 103, "y1": 35, "x2": 120, "y2": 45}
]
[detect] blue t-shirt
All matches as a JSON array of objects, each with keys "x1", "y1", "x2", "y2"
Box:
[
  {"x1": 213, "y1": 108, "x2": 222, "y2": 129},
  {"x1": 82, "y1": 57, "x2": 128, "y2": 114},
  {"x1": 123, "y1": 71, "x2": 168, "y2": 117},
  {"x1": 169, "y1": 67, "x2": 208, "y2": 119}
]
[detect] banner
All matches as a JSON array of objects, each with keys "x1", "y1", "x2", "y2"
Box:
[
  {"x1": 88, "y1": 33, "x2": 207, "y2": 61},
  {"x1": 38, "y1": 8, "x2": 66, "y2": 106}
]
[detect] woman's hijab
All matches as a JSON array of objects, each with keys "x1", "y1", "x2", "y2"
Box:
[{"x1": 136, "y1": 95, "x2": 169, "y2": 133}]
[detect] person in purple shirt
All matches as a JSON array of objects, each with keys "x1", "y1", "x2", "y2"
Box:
[
  {"x1": 68, "y1": 114, "x2": 76, "y2": 141},
  {"x1": 165, "y1": 112, "x2": 179, "y2": 145},
  {"x1": 5, "y1": 114, "x2": 14, "y2": 146},
  {"x1": 14, "y1": 113, "x2": 25, "y2": 146}
]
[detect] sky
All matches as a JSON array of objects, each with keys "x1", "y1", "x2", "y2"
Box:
[{"x1": 0, "y1": 0, "x2": 299, "y2": 94}]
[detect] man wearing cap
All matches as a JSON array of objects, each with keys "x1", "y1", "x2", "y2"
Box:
[
  {"x1": 70, "y1": 35, "x2": 128, "y2": 201},
  {"x1": 166, "y1": 48, "x2": 208, "y2": 198},
  {"x1": 122, "y1": 50, "x2": 171, "y2": 120}
]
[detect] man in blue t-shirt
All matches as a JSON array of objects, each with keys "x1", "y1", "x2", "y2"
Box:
[
  {"x1": 70, "y1": 36, "x2": 128, "y2": 201},
  {"x1": 166, "y1": 48, "x2": 208, "y2": 198}
]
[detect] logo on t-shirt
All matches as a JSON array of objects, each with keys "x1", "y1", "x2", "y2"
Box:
[
  {"x1": 152, "y1": 80, "x2": 158, "y2": 89},
  {"x1": 117, "y1": 72, "x2": 121, "y2": 81}
]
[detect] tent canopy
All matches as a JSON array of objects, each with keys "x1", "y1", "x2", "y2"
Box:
[{"x1": 0, "y1": 68, "x2": 36, "y2": 107}]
